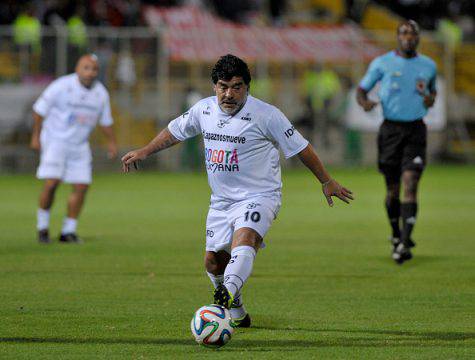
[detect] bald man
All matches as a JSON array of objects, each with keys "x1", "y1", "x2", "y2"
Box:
[{"x1": 31, "y1": 54, "x2": 117, "y2": 244}]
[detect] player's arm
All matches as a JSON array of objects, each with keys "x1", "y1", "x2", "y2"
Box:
[
  {"x1": 298, "y1": 144, "x2": 354, "y2": 206},
  {"x1": 99, "y1": 125, "x2": 118, "y2": 159},
  {"x1": 423, "y1": 70, "x2": 437, "y2": 108},
  {"x1": 356, "y1": 58, "x2": 382, "y2": 112},
  {"x1": 356, "y1": 87, "x2": 378, "y2": 112},
  {"x1": 121, "y1": 127, "x2": 181, "y2": 172},
  {"x1": 30, "y1": 111, "x2": 43, "y2": 151}
]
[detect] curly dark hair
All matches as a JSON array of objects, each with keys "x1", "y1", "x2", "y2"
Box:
[{"x1": 211, "y1": 54, "x2": 251, "y2": 85}]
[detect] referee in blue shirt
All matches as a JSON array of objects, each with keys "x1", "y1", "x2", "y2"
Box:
[{"x1": 356, "y1": 20, "x2": 437, "y2": 264}]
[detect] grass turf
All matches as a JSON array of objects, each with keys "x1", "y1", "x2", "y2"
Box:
[{"x1": 0, "y1": 166, "x2": 474, "y2": 359}]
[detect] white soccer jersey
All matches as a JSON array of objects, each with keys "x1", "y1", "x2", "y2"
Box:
[
  {"x1": 168, "y1": 95, "x2": 309, "y2": 209},
  {"x1": 33, "y1": 74, "x2": 113, "y2": 145}
]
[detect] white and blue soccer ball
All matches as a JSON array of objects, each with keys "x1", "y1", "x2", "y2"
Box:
[{"x1": 190, "y1": 304, "x2": 235, "y2": 347}]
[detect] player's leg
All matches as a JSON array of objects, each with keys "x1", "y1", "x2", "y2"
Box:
[
  {"x1": 37, "y1": 178, "x2": 61, "y2": 243},
  {"x1": 205, "y1": 250, "x2": 230, "y2": 289},
  {"x1": 61, "y1": 145, "x2": 92, "y2": 243},
  {"x1": 59, "y1": 183, "x2": 89, "y2": 243},
  {"x1": 36, "y1": 140, "x2": 66, "y2": 244},
  {"x1": 377, "y1": 120, "x2": 404, "y2": 248},
  {"x1": 399, "y1": 120, "x2": 427, "y2": 249},
  {"x1": 400, "y1": 170, "x2": 421, "y2": 248},
  {"x1": 215, "y1": 199, "x2": 278, "y2": 310},
  {"x1": 384, "y1": 176, "x2": 401, "y2": 246}
]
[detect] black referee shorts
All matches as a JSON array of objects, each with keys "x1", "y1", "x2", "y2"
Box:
[{"x1": 377, "y1": 119, "x2": 427, "y2": 185}]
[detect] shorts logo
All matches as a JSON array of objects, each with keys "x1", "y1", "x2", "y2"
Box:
[
  {"x1": 205, "y1": 147, "x2": 239, "y2": 172},
  {"x1": 206, "y1": 229, "x2": 214, "y2": 237},
  {"x1": 413, "y1": 156, "x2": 423, "y2": 165},
  {"x1": 246, "y1": 202, "x2": 260, "y2": 209}
]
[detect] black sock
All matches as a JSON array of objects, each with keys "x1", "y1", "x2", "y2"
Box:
[
  {"x1": 385, "y1": 198, "x2": 401, "y2": 238},
  {"x1": 401, "y1": 202, "x2": 418, "y2": 245}
]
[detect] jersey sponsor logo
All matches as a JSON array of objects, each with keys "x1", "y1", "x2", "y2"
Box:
[
  {"x1": 202, "y1": 131, "x2": 246, "y2": 144},
  {"x1": 203, "y1": 106, "x2": 211, "y2": 115},
  {"x1": 284, "y1": 126, "x2": 295, "y2": 139},
  {"x1": 240, "y1": 112, "x2": 252, "y2": 121},
  {"x1": 66, "y1": 101, "x2": 99, "y2": 112},
  {"x1": 204, "y1": 147, "x2": 239, "y2": 173}
]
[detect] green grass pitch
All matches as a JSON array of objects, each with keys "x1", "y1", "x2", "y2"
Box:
[{"x1": 1, "y1": 166, "x2": 474, "y2": 359}]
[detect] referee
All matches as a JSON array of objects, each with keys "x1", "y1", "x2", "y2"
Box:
[{"x1": 356, "y1": 20, "x2": 437, "y2": 264}]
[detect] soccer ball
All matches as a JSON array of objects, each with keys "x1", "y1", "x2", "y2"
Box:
[{"x1": 190, "y1": 304, "x2": 235, "y2": 347}]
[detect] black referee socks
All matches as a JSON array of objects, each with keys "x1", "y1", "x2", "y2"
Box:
[
  {"x1": 401, "y1": 202, "x2": 418, "y2": 246},
  {"x1": 385, "y1": 198, "x2": 401, "y2": 239}
]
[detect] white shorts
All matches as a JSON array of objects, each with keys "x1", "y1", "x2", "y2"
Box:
[
  {"x1": 205, "y1": 196, "x2": 281, "y2": 253},
  {"x1": 36, "y1": 140, "x2": 92, "y2": 184}
]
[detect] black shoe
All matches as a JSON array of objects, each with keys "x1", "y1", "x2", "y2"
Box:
[
  {"x1": 59, "y1": 233, "x2": 83, "y2": 244},
  {"x1": 38, "y1": 229, "x2": 50, "y2": 244},
  {"x1": 233, "y1": 313, "x2": 251, "y2": 328},
  {"x1": 392, "y1": 243, "x2": 413, "y2": 264},
  {"x1": 406, "y1": 238, "x2": 416, "y2": 248},
  {"x1": 213, "y1": 284, "x2": 233, "y2": 309},
  {"x1": 389, "y1": 237, "x2": 400, "y2": 250}
]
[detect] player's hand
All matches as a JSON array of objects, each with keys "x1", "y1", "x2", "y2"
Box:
[
  {"x1": 322, "y1": 179, "x2": 354, "y2": 207},
  {"x1": 362, "y1": 100, "x2": 377, "y2": 112},
  {"x1": 423, "y1": 94, "x2": 435, "y2": 108},
  {"x1": 107, "y1": 142, "x2": 118, "y2": 159},
  {"x1": 121, "y1": 148, "x2": 148, "y2": 173},
  {"x1": 30, "y1": 136, "x2": 40, "y2": 152}
]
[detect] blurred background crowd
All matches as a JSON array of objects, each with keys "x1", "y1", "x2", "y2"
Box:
[{"x1": 0, "y1": 0, "x2": 474, "y2": 171}]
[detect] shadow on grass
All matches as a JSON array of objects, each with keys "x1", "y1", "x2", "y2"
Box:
[{"x1": 251, "y1": 326, "x2": 475, "y2": 341}]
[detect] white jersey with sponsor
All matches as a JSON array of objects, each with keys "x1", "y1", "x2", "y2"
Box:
[
  {"x1": 168, "y1": 95, "x2": 309, "y2": 209},
  {"x1": 33, "y1": 73, "x2": 113, "y2": 145}
]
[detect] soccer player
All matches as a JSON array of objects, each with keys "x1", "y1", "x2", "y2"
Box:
[
  {"x1": 121, "y1": 54, "x2": 353, "y2": 327},
  {"x1": 356, "y1": 20, "x2": 437, "y2": 264},
  {"x1": 31, "y1": 54, "x2": 117, "y2": 244}
]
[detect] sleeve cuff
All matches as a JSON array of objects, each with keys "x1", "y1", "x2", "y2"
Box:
[{"x1": 284, "y1": 140, "x2": 309, "y2": 159}]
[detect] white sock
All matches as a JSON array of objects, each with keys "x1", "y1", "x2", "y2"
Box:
[
  {"x1": 206, "y1": 272, "x2": 224, "y2": 289},
  {"x1": 224, "y1": 245, "x2": 256, "y2": 298},
  {"x1": 37, "y1": 208, "x2": 50, "y2": 231},
  {"x1": 61, "y1": 217, "x2": 78, "y2": 234}
]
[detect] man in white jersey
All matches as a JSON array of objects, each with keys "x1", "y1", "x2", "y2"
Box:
[
  {"x1": 121, "y1": 54, "x2": 353, "y2": 327},
  {"x1": 31, "y1": 54, "x2": 117, "y2": 244}
]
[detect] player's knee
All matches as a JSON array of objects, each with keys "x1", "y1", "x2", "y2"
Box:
[
  {"x1": 44, "y1": 180, "x2": 60, "y2": 193},
  {"x1": 73, "y1": 184, "x2": 89, "y2": 194},
  {"x1": 402, "y1": 172, "x2": 420, "y2": 198},
  {"x1": 233, "y1": 228, "x2": 262, "y2": 251}
]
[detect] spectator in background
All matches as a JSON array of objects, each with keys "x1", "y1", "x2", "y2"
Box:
[
  {"x1": 302, "y1": 65, "x2": 341, "y2": 148},
  {"x1": 13, "y1": 2, "x2": 41, "y2": 53},
  {"x1": 269, "y1": 0, "x2": 286, "y2": 27}
]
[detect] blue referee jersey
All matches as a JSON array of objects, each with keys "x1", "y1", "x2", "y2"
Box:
[{"x1": 359, "y1": 51, "x2": 437, "y2": 122}]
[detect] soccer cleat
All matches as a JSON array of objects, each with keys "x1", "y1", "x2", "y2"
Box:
[
  {"x1": 38, "y1": 229, "x2": 50, "y2": 244},
  {"x1": 213, "y1": 284, "x2": 234, "y2": 309},
  {"x1": 406, "y1": 238, "x2": 416, "y2": 248},
  {"x1": 392, "y1": 243, "x2": 413, "y2": 264},
  {"x1": 232, "y1": 313, "x2": 251, "y2": 328},
  {"x1": 59, "y1": 233, "x2": 83, "y2": 244},
  {"x1": 389, "y1": 236, "x2": 400, "y2": 250}
]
